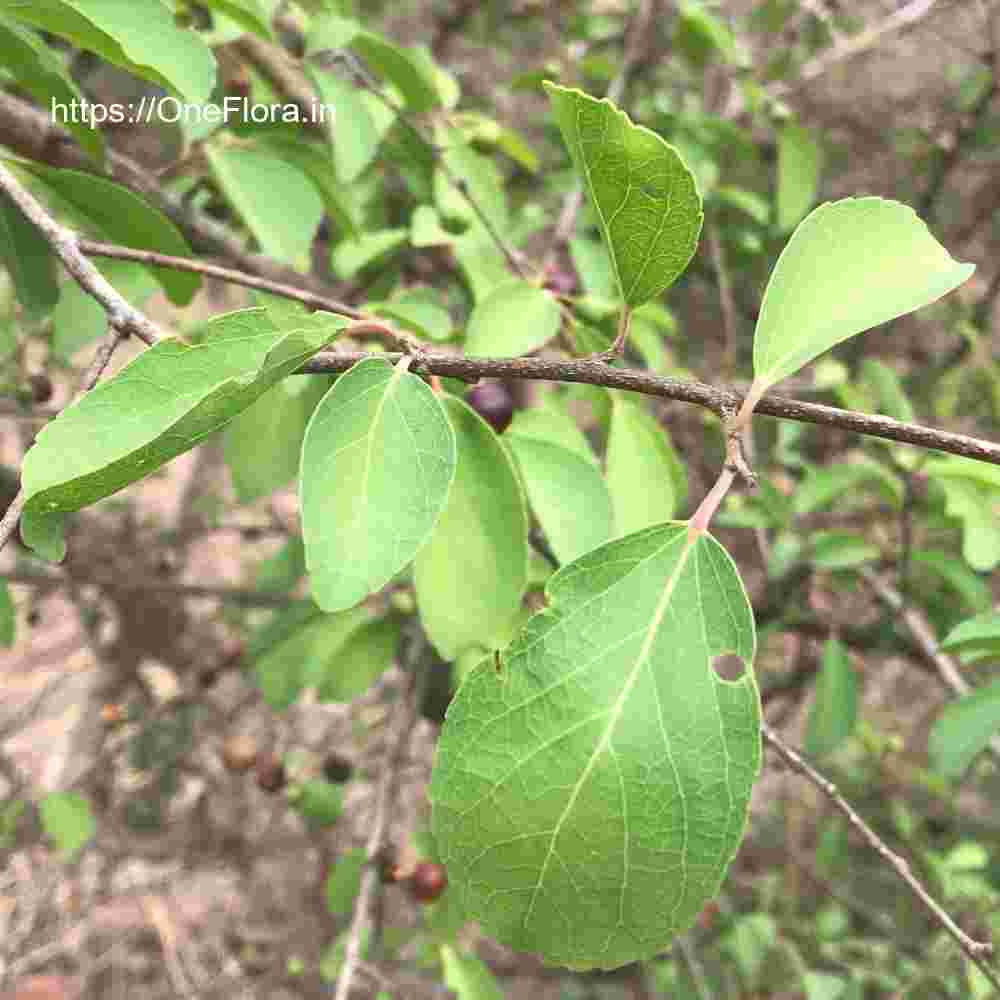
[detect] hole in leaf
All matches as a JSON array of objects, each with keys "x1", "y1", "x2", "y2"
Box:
[{"x1": 712, "y1": 652, "x2": 745, "y2": 682}]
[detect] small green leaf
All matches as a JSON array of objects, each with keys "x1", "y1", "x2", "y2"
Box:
[
  {"x1": 415, "y1": 396, "x2": 528, "y2": 659},
  {"x1": 0, "y1": 579, "x2": 15, "y2": 647},
  {"x1": 452, "y1": 224, "x2": 509, "y2": 302},
  {"x1": 0, "y1": 14, "x2": 103, "y2": 162},
  {"x1": 673, "y1": 1, "x2": 739, "y2": 67},
  {"x1": 507, "y1": 434, "x2": 613, "y2": 565},
  {"x1": 301, "y1": 357, "x2": 456, "y2": 612},
  {"x1": 434, "y1": 140, "x2": 508, "y2": 236},
  {"x1": 224, "y1": 379, "x2": 325, "y2": 503},
  {"x1": 0, "y1": 187, "x2": 59, "y2": 323},
  {"x1": 932, "y1": 478, "x2": 1000, "y2": 573},
  {"x1": 752, "y1": 198, "x2": 974, "y2": 389},
  {"x1": 465, "y1": 280, "x2": 561, "y2": 358},
  {"x1": 544, "y1": 82, "x2": 703, "y2": 309},
  {"x1": 913, "y1": 549, "x2": 991, "y2": 612},
  {"x1": 23, "y1": 308, "x2": 344, "y2": 514},
  {"x1": 201, "y1": 0, "x2": 273, "y2": 39},
  {"x1": 430, "y1": 524, "x2": 760, "y2": 970},
  {"x1": 940, "y1": 611, "x2": 1000, "y2": 658},
  {"x1": 507, "y1": 399, "x2": 597, "y2": 466},
  {"x1": 20, "y1": 509, "x2": 67, "y2": 563},
  {"x1": 929, "y1": 678, "x2": 1000, "y2": 778},
  {"x1": 13, "y1": 161, "x2": 199, "y2": 305},
  {"x1": 331, "y1": 228, "x2": 408, "y2": 278},
  {"x1": 325, "y1": 846, "x2": 366, "y2": 917},
  {"x1": 859, "y1": 359, "x2": 915, "y2": 423},
  {"x1": 811, "y1": 531, "x2": 879, "y2": 571},
  {"x1": 40, "y1": 790, "x2": 95, "y2": 858},
  {"x1": 606, "y1": 393, "x2": 687, "y2": 534},
  {"x1": 0, "y1": 0, "x2": 217, "y2": 104},
  {"x1": 793, "y1": 460, "x2": 901, "y2": 515},
  {"x1": 350, "y1": 31, "x2": 440, "y2": 111},
  {"x1": 306, "y1": 68, "x2": 381, "y2": 184},
  {"x1": 314, "y1": 619, "x2": 400, "y2": 702},
  {"x1": 256, "y1": 535, "x2": 306, "y2": 594},
  {"x1": 290, "y1": 779, "x2": 343, "y2": 827},
  {"x1": 206, "y1": 148, "x2": 323, "y2": 264},
  {"x1": 440, "y1": 945, "x2": 504, "y2": 1000},
  {"x1": 776, "y1": 121, "x2": 821, "y2": 233},
  {"x1": 371, "y1": 290, "x2": 452, "y2": 342},
  {"x1": 805, "y1": 639, "x2": 858, "y2": 757}
]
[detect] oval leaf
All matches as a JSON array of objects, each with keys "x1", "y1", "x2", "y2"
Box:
[
  {"x1": 465, "y1": 279, "x2": 561, "y2": 358},
  {"x1": 22, "y1": 308, "x2": 344, "y2": 514},
  {"x1": 507, "y1": 434, "x2": 613, "y2": 565},
  {"x1": 415, "y1": 396, "x2": 528, "y2": 659},
  {"x1": 776, "y1": 121, "x2": 821, "y2": 233},
  {"x1": 805, "y1": 638, "x2": 858, "y2": 757},
  {"x1": 430, "y1": 524, "x2": 761, "y2": 970},
  {"x1": 753, "y1": 198, "x2": 974, "y2": 389},
  {"x1": 544, "y1": 82, "x2": 703, "y2": 309},
  {"x1": 930, "y1": 678, "x2": 1000, "y2": 778},
  {"x1": 301, "y1": 357, "x2": 456, "y2": 612}
]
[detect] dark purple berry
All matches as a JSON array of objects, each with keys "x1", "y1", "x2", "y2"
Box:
[{"x1": 465, "y1": 382, "x2": 514, "y2": 434}]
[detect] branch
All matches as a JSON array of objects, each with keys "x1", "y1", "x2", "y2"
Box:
[
  {"x1": 334, "y1": 632, "x2": 428, "y2": 1000},
  {"x1": 299, "y1": 351, "x2": 1000, "y2": 466},
  {"x1": 762, "y1": 722, "x2": 999, "y2": 987},
  {"x1": 0, "y1": 163, "x2": 163, "y2": 345}
]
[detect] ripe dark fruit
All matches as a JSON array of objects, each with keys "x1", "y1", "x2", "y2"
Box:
[
  {"x1": 255, "y1": 754, "x2": 286, "y2": 793},
  {"x1": 407, "y1": 861, "x2": 448, "y2": 903},
  {"x1": 321, "y1": 753, "x2": 353, "y2": 784},
  {"x1": 465, "y1": 381, "x2": 514, "y2": 434}
]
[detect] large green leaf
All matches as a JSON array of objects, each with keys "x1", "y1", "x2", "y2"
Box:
[
  {"x1": 606, "y1": 393, "x2": 687, "y2": 534},
  {"x1": 223, "y1": 378, "x2": 325, "y2": 503},
  {"x1": 507, "y1": 434, "x2": 613, "y2": 565},
  {"x1": 776, "y1": 121, "x2": 821, "y2": 233},
  {"x1": 22, "y1": 308, "x2": 345, "y2": 514},
  {"x1": 929, "y1": 679, "x2": 1000, "y2": 779},
  {"x1": 805, "y1": 639, "x2": 858, "y2": 757},
  {"x1": 0, "y1": 0, "x2": 216, "y2": 104},
  {"x1": 544, "y1": 83, "x2": 703, "y2": 309},
  {"x1": 13, "y1": 161, "x2": 199, "y2": 305},
  {"x1": 464, "y1": 279, "x2": 561, "y2": 358},
  {"x1": 300, "y1": 357, "x2": 456, "y2": 612},
  {"x1": 0, "y1": 187, "x2": 59, "y2": 323},
  {"x1": 430, "y1": 524, "x2": 761, "y2": 970},
  {"x1": 206, "y1": 148, "x2": 323, "y2": 264},
  {"x1": 753, "y1": 198, "x2": 974, "y2": 389},
  {"x1": 415, "y1": 396, "x2": 528, "y2": 659},
  {"x1": 0, "y1": 14, "x2": 103, "y2": 162}
]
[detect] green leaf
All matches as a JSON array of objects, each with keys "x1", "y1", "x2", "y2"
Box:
[
  {"x1": 859, "y1": 359, "x2": 915, "y2": 423},
  {"x1": 805, "y1": 639, "x2": 858, "y2": 757},
  {"x1": 0, "y1": 188, "x2": 59, "y2": 323},
  {"x1": 465, "y1": 280, "x2": 561, "y2": 358},
  {"x1": 606, "y1": 393, "x2": 687, "y2": 534},
  {"x1": 0, "y1": 0, "x2": 216, "y2": 103},
  {"x1": 811, "y1": 531, "x2": 879, "y2": 571},
  {"x1": 224, "y1": 378, "x2": 325, "y2": 503},
  {"x1": 306, "y1": 69, "x2": 379, "y2": 184},
  {"x1": 569, "y1": 235, "x2": 617, "y2": 299},
  {"x1": 13, "y1": 161, "x2": 199, "y2": 305},
  {"x1": 932, "y1": 478, "x2": 1000, "y2": 573},
  {"x1": 415, "y1": 396, "x2": 528, "y2": 659},
  {"x1": 507, "y1": 399, "x2": 597, "y2": 466},
  {"x1": 22, "y1": 308, "x2": 344, "y2": 514},
  {"x1": 301, "y1": 357, "x2": 456, "y2": 612},
  {"x1": 314, "y1": 619, "x2": 400, "y2": 702},
  {"x1": 331, "y1": 228, "x2": 408, "y2": 278},
  {"x1": 325, "y1": 846, "x2": 366, "y2": 917},
  {"x1": 440, "y1": 945, "x2": 504, "y2": 1000},
  {"x1": 673, "y1": 1, "x2": 739, "y2": 67},
  {"x1": 507, "y1": 434, "x2": 613, "y2": 565},
  {"x1": 776, "y1": 121, "x2": 821, "y2": 233},
  {"x1": 434, "y1": 140, "x2": 508, "y2": 237},
  {"x1": 430, "y1": 524, "x2": 760, "y2": 970},
  {"x1": 40, "y1": 790, "x2": 95, "y2": 858},
  {"x1": 290, "y1": 779, "x2": 343, "y2": 827},
  {"x1": 351, "y1": 31, "x2": 440, "y2": 111},
  {"x1": 752, "y1": 198, "x2": 974, "y2": 389},
  {"x1": 410, "y1": 204, "x2": 452, "y2": 248},
  {"x1": 792, "y1": 460, "x2": 901, "y2": 515},
  {"x1": 201, "y1": 0, "x2": 273, "y2": 39},
  {"x1": 929, "y1": 678, "x2": 1000, "y2": 778},
  {"x1": 206, "y1": 148, "x2": 323, "y2": 264},
  {"x1": 52, "y1": 260, "x2": 157, "y2": 360},
  {"x1": 256, "y1": 535, "x2": 306, "y2": 594},
  {"x1": 371, "y1": 289, "x2": 452, "y2": 342},
  {"x1": 452, "y1": 225, "x2": 510, "y2": 301},
  {"x1": 940, "y1": 612, "x2": 1000, "y2": 658},
  {"x1": 20, "y1": 509, "x2": 67, "y2": 562},
  {"x1": 913, "y1": 550, "x2": 991, "y2": 612},
  {"x1": 0, "y1": 579, "x2": 14, "y2": 647},
  {"x1": 0, "y1": 14, "x2": 103, "y2": 162},
  {"x1": 544, "y1": 83, "x2": 703, "y2": 309}
]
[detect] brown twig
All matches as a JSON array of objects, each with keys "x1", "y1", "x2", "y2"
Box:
[
  {"x1": 334, "y1": 632, "x2": 428, "y2": 1000},
  {"x1": 762, "y1": 722, "x2": 999, "y2": 987},
  {"x1": 299, "y1": 351, "x2": 1000, "y2": 466}
]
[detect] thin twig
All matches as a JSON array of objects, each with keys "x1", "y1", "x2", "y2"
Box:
[
  {"x1": 300, "y1": 351, "x2": 1000, "y2": 466},
  {"x1": 762, "y1": 722, "x2": 999, "y2": 987},
  {"x1": 334, "y1": 633, "x2": 429, "y2": 1000},
  {"x1": 0, "y1": 163, "x2": 163, "y2": 346}
]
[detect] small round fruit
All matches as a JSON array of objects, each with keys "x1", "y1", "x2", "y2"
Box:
[
  {"x1": 222, "y1": 734, "x2": 257, "y2": 773},
  {"x1": 321, "y1": 753, "x2": 353, "y2": 784},
  {"x1": 28, "y1": 373, "x2": 53, "y2": 404},
  {"x1": 407, "y1": 861, "x2": 448, "y2": 903},
  {"x1": 465, "y1": 382, "x2": 514, "y2": 434},
  {"x1": 255, "y1": 754, "x2": 286, "y2": 793}
]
